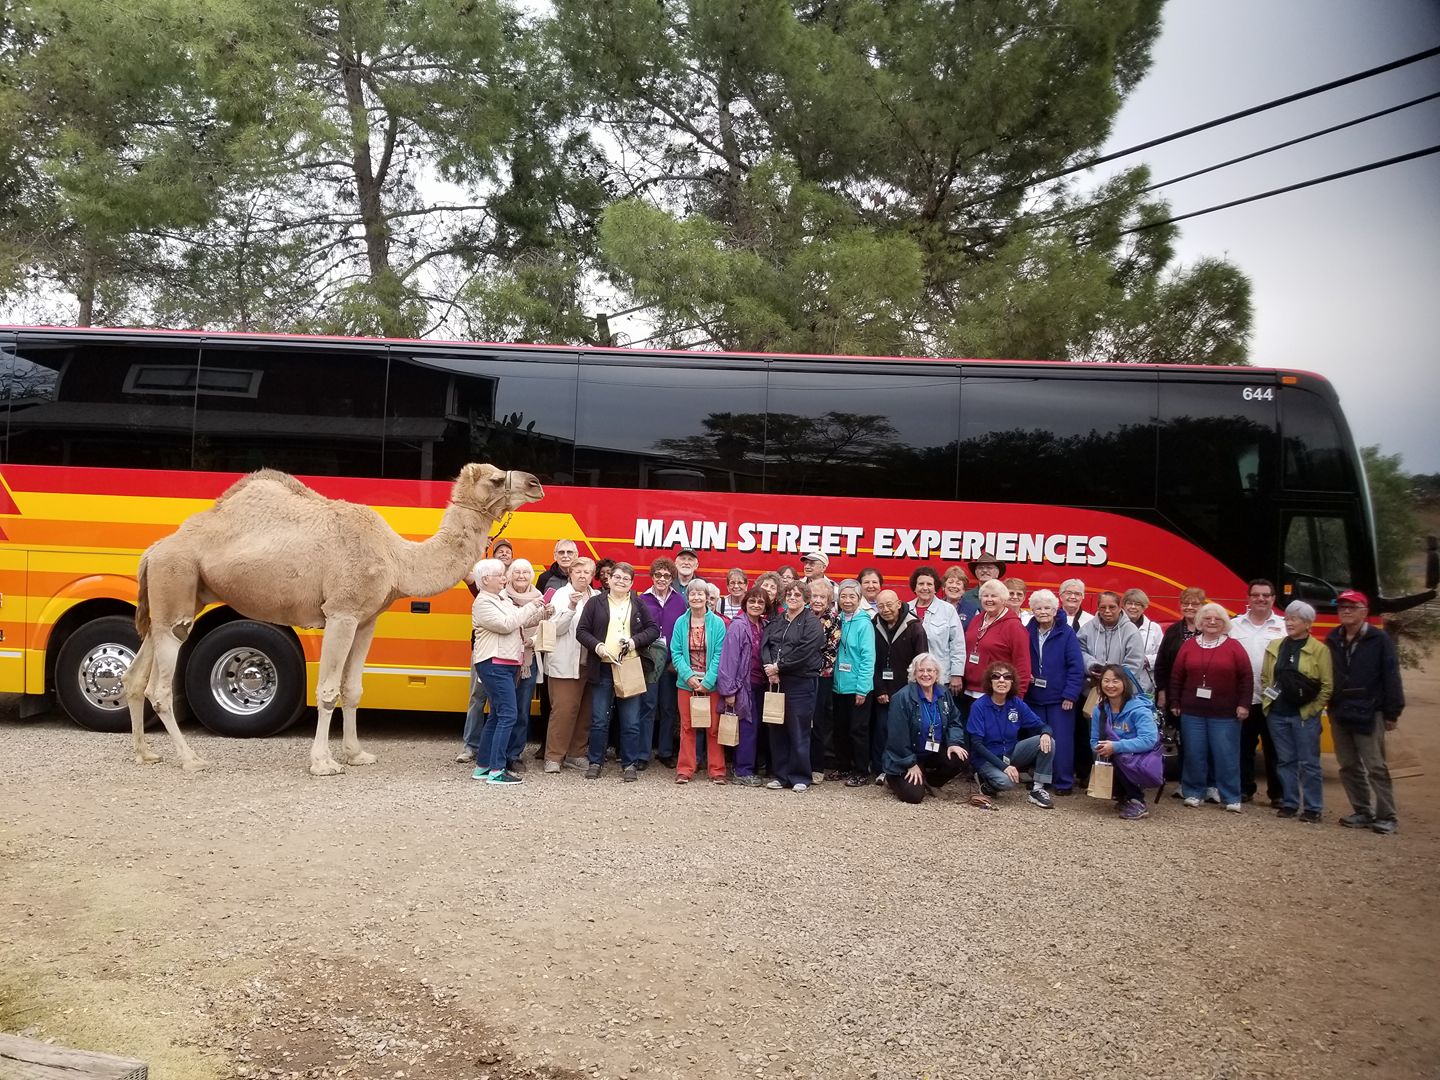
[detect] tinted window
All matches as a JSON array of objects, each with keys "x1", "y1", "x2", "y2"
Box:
[
  {"x1": 765, "y1": 366, "x2": 958, "y2": 498},
  {"x1": 1282, "y1": 387, "x2": 1354, "y2": 491},
  {"x1": 575, "y1": 362, "x2": 766, "y2": 491},
  {"x1": 191, "y1": 341, "x2": 386, "y2": 478},
  {"x1": 959, "y1": 374, "x2": 1156, "y2": 508},
  {"x1": 1283, "y1": 512, "x2": 1353, "y2": 601},
  {"x1": 9, "y1": 335, "x2": 198, "y2": 469},
  {"x1": 1157, "y1": 379, "x2": 1278, "y2": 576},
  {"x1": 387, "y1": 350, "x2": 577, "y2": 483}
]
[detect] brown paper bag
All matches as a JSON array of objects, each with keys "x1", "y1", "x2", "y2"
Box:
[
  {"x1": 534, "y1": 620, "x2": 556, "y2": 654},
  {"x1": 1081, "y1": 685, "x2": 1100, "y2": 719},
  {"x1": 717, "y1": 711, "x2": 741, "y2": 746},
  {"x1": 1087, "y1": 760, "x2": 1114, "y2": 799},
  {"x1": 689, "y1": 692, "x2": 712, "y2": 728},
  {"x1": 614, "y1": 654, "x2": 646, "y2": 698},
  {"x1": 762, "y1": 691, "x2": 786, "y2": 725}
]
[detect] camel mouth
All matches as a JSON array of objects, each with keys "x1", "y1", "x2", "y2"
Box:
[{"x1": 507, "y1": 471, "x2": 544, "y2": 506}]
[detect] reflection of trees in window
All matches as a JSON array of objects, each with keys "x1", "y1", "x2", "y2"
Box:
[
  {"x1": 652, "y1": 411, "x2": 767, "y2": 477},
  {"x1": 958, "y1": 424, "x2": 1157, "y2": 507}
]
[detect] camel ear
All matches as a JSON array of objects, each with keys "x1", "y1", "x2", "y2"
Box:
[{"x1": 459, "y1": 463, "x2": 505, "y2": 489}]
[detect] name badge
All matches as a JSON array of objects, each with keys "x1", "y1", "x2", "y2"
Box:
[
  {"x1": 1195, "y1": 686, "x2": 1213, "y2": 700},
  {"x1": 968, "y1": 652, "x2": 980, "y2": 665},
  {"x1": 925, "y1": 739, "x2": 941, "y2": 753},
  {"x1": 881, "y1": 668, "x2": 894, "y2": 681},
  {"x1": 838, "y1": 662, "x2": 852, "y2": 673},
  {"x1": 1262, "y1": 685, "x2": 1281, "y2": 702},
  {"x1": 1033, "y1": 677, "x2": 1048, "y2": 689}
]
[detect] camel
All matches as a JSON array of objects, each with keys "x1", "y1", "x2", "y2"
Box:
[{"x1": 123, "y1": 463, "x2": 543, "y2": 775}]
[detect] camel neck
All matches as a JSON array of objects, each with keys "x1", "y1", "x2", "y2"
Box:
[{"x1": 394, "y1": 501, "x2": 490, "y2": 598}]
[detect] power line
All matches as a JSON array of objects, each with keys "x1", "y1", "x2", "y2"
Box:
[
  {"x1": 1121, "y1": 143, "x2": 1440, "y2": 233},
  {"x1": 956, "y1": 43, "x2": 1440, "y2": 212}
]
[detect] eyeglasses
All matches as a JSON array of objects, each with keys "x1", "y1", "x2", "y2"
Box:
[
  {"x1": 652, "y1": 571, "x2": 672, "y2": 578},
  {"x1": 991, "y1": 673, "x2": 1014, "y2": 682}
]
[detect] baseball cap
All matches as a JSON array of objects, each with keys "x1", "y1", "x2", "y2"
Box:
[
  {"x1": 801, "y1": 549, "x2": 830, "y2": 568},
  {"x1": 1336, "y1": 589, "x2": 1368, "y2": 606},
  {"x1": 676, "y1": 546, "x2": 698, "y2": 558}
]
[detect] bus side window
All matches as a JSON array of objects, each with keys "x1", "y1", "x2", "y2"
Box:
[
  {"x1": 1283, "y1": 513, "x2": 1353, "y2": 603},
  {"x1": 1282, "y1": 387, "x2": 1355, "y2": 491},
  {"x1": 9, "y1": 335, "x2": 198, "y2": 470}
]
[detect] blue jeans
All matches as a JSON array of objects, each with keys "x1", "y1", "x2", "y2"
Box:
[
  {"x1": 1267, "y1": 710, "x2": 1323, "y2": 812},
  {"x1": 973, "y1": 734, "x2": 1055, "y2": 790},
  {"x1": 507, "y1": 669, "x2": 538, "y2": 765},
  {"x1": 1180, "y1": 714, "x2": 1241, "y2": 805},
  {"x1": 589, "y1": 666, "x2": 643, "y2": 768},
  {"x1": 474, "y1": 660, "x2": 520, "y2": 773},
  {"x1": 461, "y1": 664, "x2": 490, "y2": 757},
  {"x1": 640, "y1": 668, "x2": 679, "y2": 761}
]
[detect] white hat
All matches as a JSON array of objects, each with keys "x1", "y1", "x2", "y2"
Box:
[{"x1": 801, "y1": 549, "x2": 830, "y2": 569}]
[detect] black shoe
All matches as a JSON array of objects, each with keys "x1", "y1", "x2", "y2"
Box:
[
  {"x1": 1339, "y1": 812, "x2": 1374, "y2": 829},
  {"x1": 658, "y1": 756, "x2": 677, "y2": 770},
  {"x1": 1276, "y1": 807, "x2": 1298, "y2": 819},
  {"x1": 1299, "y1": 810, "x2": 1321, "y2": 824},
  {"x1": 1240, "y1": 793, "x2": 1254, "y2": 804},
  {"x1": 979, "y1": 781, "x2": 998, "y2": 797},
  {"x1": 1371, "y1": 818, "x2": 1398, "y2": 835},
  {"x1": 1053, "y1": 787, "x2": 1075, "y2": 797},
  {"x1": 584, "y1": 763, "x2": 602, "y2": 780},
  {"x1": 844, "y1": 773, "x2": 866, "y2": 788},
  {"x1": 634, "y1": 759, "x2": 649, "y2": 772},
  {"x1": 622, "y1": 765, "x2": 639, "y2": 783}
]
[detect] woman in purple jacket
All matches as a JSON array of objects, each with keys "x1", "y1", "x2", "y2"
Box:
[
  {"x1": 717, "y1": 587, "x2": 770, "y2": 787},
  {"x1": 1024, "y1": 589, "x2": 1086, "y2": 795}
]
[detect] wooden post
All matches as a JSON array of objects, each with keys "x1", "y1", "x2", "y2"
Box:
[{"x1": 0, "y1": 1033, "x2": 147, "y2": 1079}]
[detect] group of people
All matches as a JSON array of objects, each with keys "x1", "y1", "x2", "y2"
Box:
[{"x1": 460, "y1": 539, "x2": 1407, "y2": 833}]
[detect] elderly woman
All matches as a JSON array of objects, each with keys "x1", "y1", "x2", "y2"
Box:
[
  {"x1": 761, "y1": 579, "x2": 825, "y2": 791},
  {"x1": 961, "y1": 579, "x2": 1032, "y2": 708},
  {"x1": 1169, "y1": 601, "x2": 1253, "y2": 812},
  {"x1": 670, "y1": 580, "x2": 729, "y2": 784},
  {"x1": 832, "y1": 579, "x2": 876, "y2": 785},
  {"x1": 882, "y1": 653, "x2": 968, "y2": 804},
  {"x1": 808, "y1": 578, "x2": 841, "y2": 781},
  {"x1": 718, "y1": 586, "x2": 770, "y2": 787},
  {"x1": 1058, "y1": 578, "x2": 1093, "y2": 630},
  {"x1": 943, "y1": 565, "x2": 980, "y2": 629},
  {"x1": 1004, "y1": 577, "x2": 1031, "y2": 625},
  {"x1": 1090, "y1": 664, "x2": 1161, "y2": 820},
  {"x1": 1261, "y1": 600, "x2": 1334, "y2": 822},
  {"x1": 541, "y1": 556, "x2": 599, "y2": 773},
  {"x1": 908, "y1": 566, "x2": 966, "y2": 697},
  {"x1": 470, "y1": 558, "x2": 548, "y2": 785},
  {"x1": 722, "y1": 569, "x2": 748, "y2": 620},
  {"x1": 1154, "y1": 587, "x2": 1206, "y2": 712},
  {"x1": 1025, "y1": 589, "x2": 1086, "y2": 795},
  {"x1": 754, "y1": 571, "x2": 782, "y2": 612},
  {"x1": 965, "y1": 660, "x2": 1055, "y2": 808},
  {"x1": 1122, "y1": 588, "x2": 1165, "y2": 691},
  {"x1": 576, "y1": 562, "x2": 661, "y2": 782},
  {"x1": 501, "y1": 558, "x2": 545, "y2": 772}
]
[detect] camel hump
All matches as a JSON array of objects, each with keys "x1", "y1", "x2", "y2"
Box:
[{"x1": 215, "y1": 468, "x2": 322, "y2": 507}]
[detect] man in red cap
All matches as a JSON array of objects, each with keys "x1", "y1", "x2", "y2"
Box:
[{"x1": 1326, "y1": 590, "x2": 1405, "y2": 834}]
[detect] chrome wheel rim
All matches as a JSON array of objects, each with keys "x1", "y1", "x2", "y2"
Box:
[
  {"x1": 208, "y1": 647, "x2": 279, "y2": 716},
  {"x1": 78, "y1": 642, "x2": 134, "y2": 711}
]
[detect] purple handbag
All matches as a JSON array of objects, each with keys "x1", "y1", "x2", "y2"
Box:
[{"x1": 1105, "y1": 715, "x2": 1164, "y2": 790}]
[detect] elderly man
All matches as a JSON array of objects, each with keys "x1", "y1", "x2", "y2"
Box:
[
  {"x1": 801, "y1": 549, "x2": 838, "y2": 606},
  {"x1": 1326, "y1": 590, "x2": 1405, "y2": 834},
  {"x1": 961, "y1": 551, "x2": 1004, "y2": 608},
  {"x1": 537, "y1": 539, "x2": 579, "y2": 595},
  {"x1": 1230, "y1": 578, "x2": 1286, "y2": 805},
  {"x1": 673, "y1": 546, "x2": 701, "y2": 590}
]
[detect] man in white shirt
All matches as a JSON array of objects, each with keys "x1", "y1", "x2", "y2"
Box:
[{"x1": 1229, "y1": 578, "x2": 1286, "y2": 805}]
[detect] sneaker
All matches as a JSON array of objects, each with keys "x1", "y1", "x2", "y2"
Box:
[
  {"x1": 1027, "y1": 787, "x2": 1054, "y2": 810},
  {"x1": 1182, "y1": 796, "x2": 1201, "y2": 808},
  {"x1": 563, "y1": 756, "x2": 587, "y2": 770},
  {"x1": 543, "y1": 760, "x2": 561, "y2": 774},
  {"x1": 675, "y1": 774, "x2": 691, "y2": 784},
  {"x1": 1339, "y1": 812, "x2": 1374, "y2": 829},
  {"x1": 622, "y1": 765, "x2": 638, "y2": 783},
  {"x1": 634, "y1": 759, "x2": 649, "y2": 772},
  {"x1": 874, "y1": 773, "x2": 886, "y2": 786},
  {"x1": 979, "y1": 781, "x2": 999, "y2": 798},
  {"x1": 486, "y1": 770, "x2": 522, "y2": 786},
  {"x1": 456, "y1": 749, "x2": 475, "y2": 764},
  {"x1": 811, "y1": 771, "x2": 825, "y2": 784},
  {"x1": 584, "y1": 763, "x2": 602, "y2": 780},
  {"x1": 765, "y1": 779, "x2": 784, "y2": 790},
  {"x1": 1224, "y1": 802, "x2": 1241, "y2": 813},
  {"x1": 1371, "y1": 818, "x2": 1398, "y2": 835},
  {"x1": 1299, "y1": 810, "x2": 1321, "y2": 824},
  {"x1": 1119, "y1": 800, "x2": 1149, "y2": 820},
  {"x1": 736, "y1": 774, "x2": 764, "y2": 787},
  {"x1": 1276, "y1": 807, "x2": 1298, "y2": 819},
  {"x1": 823, "y1": 769, "x2": 843, "y2": 782},
  {"x1": 844, "y1": 773, "x2": 867, "y2": 788},
  {"x1": 793, "y1": 783, "x2": 809, "y2": 793},
  {"x1": 1204, "y1": 787, "x2": 1221, "y2": 804},
  {"x1": 1240, "y1": 793, "x2": 1253, "y2": 804},
  {"x1": 472, "y1": 767, "x2": 494, "y2": 781}
]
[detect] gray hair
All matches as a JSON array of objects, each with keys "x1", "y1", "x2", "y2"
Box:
[
  {"x1": 907, "y1": 652, "x2": 942, "y2": 681},
  {"x1": 1028, "y1": 588, "x2": 1058, "y2": 609},
  {"x1": 978, "y1": 578, "x2": 1009, "y2": 600},
  {"x1": 1121, "y1": 588, "x2": 1150, "y2": 608},
  {"x1": 472, "y1": 558, "x2": 505, "y2": 582},
  {"x1": 509, "y1": 557, "x2": 534, "y2": 577},
  {"x1": 1059, "y1": 578, "x2": 1086, "y2": 594},
  {"x1": 838, "y1": 578, "x2": 862, "y2": 597},
  {"x1": 686, "y1": 579, "x2": 711, "y2": 598},
  {"x1": 1285, "y1": 600, "x2": 1317, "y2": 624},
  {"x1": 1197, "y1": 601, "x2": 1230, "y2": 625}
]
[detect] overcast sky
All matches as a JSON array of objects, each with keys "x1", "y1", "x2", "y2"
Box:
[{"x1": 1093, "y1": 0, "x2": 1440, "y2": 471}]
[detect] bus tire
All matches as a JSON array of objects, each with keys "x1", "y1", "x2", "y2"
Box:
[
  {"x1": 184, "y1": 620, "x2": 306, "y2": 738},
  {"x1": 55, "y1": 615, "x2": 148, "y2": 733}
]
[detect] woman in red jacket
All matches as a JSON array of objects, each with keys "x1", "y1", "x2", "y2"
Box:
[
  {"x1": 960, "y1": 579, "x2": 1032, "y2": 719},
  {"x1": 1169, "y1": 601, "x2": 1253, "y2": 813}
]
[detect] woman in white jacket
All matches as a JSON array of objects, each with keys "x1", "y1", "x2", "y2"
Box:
[
  {"x1": 907, "y1": 566, "x2": 966, "y2": 695},
  {"x1": 1122, "y1": 588, "x2": 1165, "y2": 695},
  {"x1": 540, "y1": 557, "x2": 599, "y2": 772},
  {"x1": 472, "y1": 557, "x2": 548, "y2": 785}
]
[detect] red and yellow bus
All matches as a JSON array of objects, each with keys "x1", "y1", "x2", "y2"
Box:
[{"x1": 0, "y1": 326, "x2": 1423, "y2": 736}]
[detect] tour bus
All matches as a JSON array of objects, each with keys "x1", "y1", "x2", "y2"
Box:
[{"x1": 0, "y1": 326, "x2": 1424, "y2": 738}]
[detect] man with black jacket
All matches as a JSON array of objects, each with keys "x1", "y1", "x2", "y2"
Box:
[{"x1": 1326, "y1": 590, "x2": 1405, "y2": 834}]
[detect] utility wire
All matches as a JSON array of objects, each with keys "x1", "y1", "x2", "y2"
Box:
[
  {"x1": 956, "y1": 43, "x2": 1440, "y2": 212},
  {"x1": 1121, "y1": 143, "x2": 1440, "y2": 233}
]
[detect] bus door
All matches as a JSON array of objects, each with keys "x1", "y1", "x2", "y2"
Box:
[{"x1": 0, "y1": 330, "x2": 25, "y2": 692}]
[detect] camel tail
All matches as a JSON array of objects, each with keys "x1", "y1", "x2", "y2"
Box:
[{"x1": 134, "y1": 555, "x2": 151, "y2": 638}]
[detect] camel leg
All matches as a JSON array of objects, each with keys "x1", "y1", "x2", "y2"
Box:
[
  {"x1": 340, "y1": 618, "x2": 379, "y2": 766},
  {"x1": 310, "y1": 615, "x2": 358, "y2": 777},
  {"x1": 125, "y1": 636, "x2": 161, "y2": 765},
  {"x1": 149, "y1": 630, "x2": 208, "y2": 772}
]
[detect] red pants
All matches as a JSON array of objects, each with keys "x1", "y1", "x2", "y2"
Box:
[{"x1": 677, "y1": 689, "x2": 725, "y2": 779}]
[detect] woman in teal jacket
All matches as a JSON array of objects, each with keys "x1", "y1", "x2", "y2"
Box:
[
  {"x1": 670, "y1": 581, "x2": 729, "y2": 783},
  {"x1": 1089, "y1": 664, "x2": 1160, "y2": 819},
  {"x1": 832, "y1": 579, "x2": 878, "y2": 784}
]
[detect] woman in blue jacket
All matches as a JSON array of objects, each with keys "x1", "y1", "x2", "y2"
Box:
[
  {"x1": 882, "y1": 653, "x2": 969, "y2": 803},
  {"x1": 965, "y1": 661, "x2": 1055, "y2": 809},
  {"x1": 1024, "y1": 589, "x2": 1086, "y2": 796},
  {"x1": 1090, "y1": 663, "x2": 1160, "y2": 820}
]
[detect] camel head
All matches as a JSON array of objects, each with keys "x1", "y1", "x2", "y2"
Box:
[{"x1": 452, "y1": 463, "x2": 544, "y2": 517}]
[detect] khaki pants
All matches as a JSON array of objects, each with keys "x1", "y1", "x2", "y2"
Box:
[
  {"x1": 1332, "y1": 715, "x2": 1398, "y2": 821},
  {"x1": 544, "y1": 677, "x2": 592, "y2": 762}
]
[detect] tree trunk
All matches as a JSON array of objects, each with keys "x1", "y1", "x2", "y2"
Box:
[{"x1": 75, "y1": 249, "x2": 98, "y2": 326}]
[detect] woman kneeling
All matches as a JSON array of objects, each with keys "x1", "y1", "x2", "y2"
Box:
[
  {"x1": 883, "y1": 653, "x2": 969, "y2": 803},
  {"x1": 1090, "y1": 664, "x2": 1161, "y2": 820}
]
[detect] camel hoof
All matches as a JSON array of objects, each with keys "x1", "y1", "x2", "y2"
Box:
[
  {"x1": 309, "y1": 759, "x2": 346, "y2": 777},
  {"x1": 181, "y1": 758, "x2": 210, "y2": 773},
  {"x1": 135, "y1": 751, "x2": 162, "y2": 765},
  {"x1": 344, "y1": 750, "x2": 377, "y2": 766}
]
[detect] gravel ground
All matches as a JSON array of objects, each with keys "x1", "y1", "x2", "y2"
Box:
[{"x1": 2, "y1": 671, "x2": 1437, "y2": 1080}]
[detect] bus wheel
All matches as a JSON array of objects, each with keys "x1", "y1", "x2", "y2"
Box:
[
  {"x1": 55, "y1": 615, "x2": 146, "y2": 733},
  {"x1": 184, "y1": 621, "x2": 305, "y2": 738}
]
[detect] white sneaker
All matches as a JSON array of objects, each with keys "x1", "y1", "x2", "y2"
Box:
[
  {"x1": 874, "y1": 773, "x2": 886, "y2": 786},
  {"x1": 793, "y1": 783, "x2": 809, "y2": 793},
  {"x1": 765, "y1": 779, "x2": 784, "y2": 790},
  {"x1": 1183, "y1": 796, "x2": 1201, "y2": 808},
  {"x1": 1204, "y1": 787, "x2": 1221, "y2": 804},
  {"x1": 543, "y1": 760, "x2": 561, "y2": 774},
  {"x1": 455, "y1": 749, "x2": 474, "y2": 763},
  {"x1": 563, "y1": 756, "x2": 587, "y2": 770},
  {"x1": 1224, "y1": 802, "x2": 1242, "y2": 813},
  {"x1": 811, "y1": 771, "x2": 825, "y2": 784}
]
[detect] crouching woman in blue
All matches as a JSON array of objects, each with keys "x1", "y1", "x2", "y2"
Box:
[
  {"x1": 1090, "y1": 664, "x2": 1161, "y2": 820},
  {"x1": 883, "y1": 653, "x2": 969, "y2": 804},
  {"x1": 965, "y1": 661, "x2": 1056, "y2": 809}
]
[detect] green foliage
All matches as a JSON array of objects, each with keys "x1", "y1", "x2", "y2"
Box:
[{"x1": 1362, "y1": 445, "x2": 1422, "y2": 593}]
